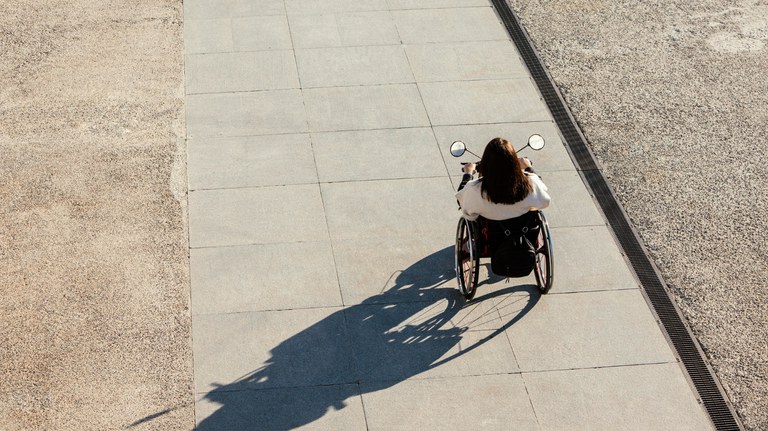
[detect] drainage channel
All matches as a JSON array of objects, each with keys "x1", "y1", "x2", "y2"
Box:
[{"x1": 489, "y1": 1, "x2": 744, "y2": 429}]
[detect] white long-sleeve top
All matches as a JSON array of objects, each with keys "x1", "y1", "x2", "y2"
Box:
[{"x1": 455, "y1": 173, "x2": 551, "y2": 221}]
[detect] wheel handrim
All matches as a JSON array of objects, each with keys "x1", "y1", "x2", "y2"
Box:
[
  {"x1": 455, "y1": 219, "x2": 477, "y2": 298},
  {"x1": 459, "y1": 225, "x2": 474, "y2": 294},
  {"x1": 534, "y1": 213, "x2": 553, "y2": 293}
]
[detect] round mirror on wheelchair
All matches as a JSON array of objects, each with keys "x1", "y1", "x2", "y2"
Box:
[
  {"x1": 450, "y1": 141, "x2": 467, "y2": 157},
  {"x1": 528, "y1": 134, "x2": 545, "y2": 150}
]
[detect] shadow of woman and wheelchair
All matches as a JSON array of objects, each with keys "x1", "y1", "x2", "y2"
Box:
[{"x1": 196, "y1": 246, "x2": 540, "y2": 430}]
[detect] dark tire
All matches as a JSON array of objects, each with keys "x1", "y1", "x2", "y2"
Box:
[
  {"x1": 455, "y1": 218, "x2": 479, "y2": 300},
  {"x1": 533, "y1": 211, "x2": 554, "y2": 294}
]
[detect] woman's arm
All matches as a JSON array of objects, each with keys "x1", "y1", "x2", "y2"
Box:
[
  {"x1": 527, "y1": 174, "x2": 551, "y2": 210},
  {"x1": 457, "y1": 162, "x2": 477, "y2": 191},
  {"x1": 458, "y1": 173, "x2": 473, "y2": 191}
]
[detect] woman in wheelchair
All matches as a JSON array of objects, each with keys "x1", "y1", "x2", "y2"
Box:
[
  {"x1": 456, "y1": 137, "x2": 550, "y2": 220},
  {"x1": 454, "y1": 137, "x2": 552, "y2": 299}
]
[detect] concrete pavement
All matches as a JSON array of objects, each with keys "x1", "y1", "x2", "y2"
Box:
[{"x1": 183, "y1": 0, "x2": 714, "y2": 429}]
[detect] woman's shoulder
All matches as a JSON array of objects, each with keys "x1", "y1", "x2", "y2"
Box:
[
  {"x1": 455, "y1": 178, "x2": 483, "y2": 201},
  {"x1": 457, "y1": 178, "x2": 482, "y2": 192},
  {"x1": 526, "y1": 172, "x2": 548, "y2": 191},
  {"x1": 466, "y1": 178, "x2": 482, "y2": 188}
]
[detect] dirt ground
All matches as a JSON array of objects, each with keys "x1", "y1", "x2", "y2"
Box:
[
  {"x1": 0, "y1": 1, "x2": 192, "y2": 430},
  {"x1": 507, "y1": 0, "x2": 768, "y2": 429}
]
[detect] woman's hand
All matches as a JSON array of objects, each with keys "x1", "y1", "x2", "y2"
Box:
[
  {"x1": 462, "y1": 162, "x2": 477, "y2": 174},
  {"x1": 518, "y1": 157, "x2": 532, "y2": 169}
]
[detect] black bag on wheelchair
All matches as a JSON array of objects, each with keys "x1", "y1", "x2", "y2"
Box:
[{"x1": 488, "y1": 213, "x2": 539, "y2": 278}]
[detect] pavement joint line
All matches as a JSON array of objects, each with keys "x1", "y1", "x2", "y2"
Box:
[
  {"x1": 307, "y1": 114, "x2": 348, "y2": 308},
  {"x1": 548, "y1": 223, "x2": 610, "y2": 231},
  {"x1": 186, "y1": 120, "x2": 557, "y2": 140},
  {"x1": 186, "y1": 41, "x2": 403, "y2": 54},
  {"x1": 189, "y1": 238, "x2": 331, "y2": 251},
  {"x1": 500, "y1": 306, "x2": 524, "y2": 372},
  {"x1": 192, "y1": 304, "x2": 345, "y2": 318},
  {"x1": 285, "y1": 13, "x2": 305, "y2": 92},
  {"x1": 192, "y1": 360, "x2": 684, "y2": 399},
  {"x1": 186, "y1": 76, "x2": 543, "y2": 96},
  {"x1": 186, "y1": 87, "x2": 300, "y2": 96},
  {"x1": 189, "y1": 174, "x2": 463, "y2": 192},
  {"x1": 193, "y1": 290, "x2": 486, "y2": 318},
  {"x1": 194, "y1": 371, "x2": 525, "y2": 397},
  {"x1": 539, "y1": 288, "x2": 642, "y2": 297},
  {"x1": 289, "y1": 39, "x2": 515, "y2": 50},
  {"x1": 546, "y1": 223, "x2": 609, "y2": 230},
  {"x1": 546, "y1": 286, "x2": 640, "y2": 295},
  {"x1": 388, "y1": 5, "x2": 494, "y2": 11},
  {"x1": 298, "y1": 76, "x2": 540, "y2": 90},
  {"x1": 299, "y1": 76, "x2": 539, "y2": 91},
  {"x1": 518, "y1": 373, "x2": 543, "y2": 428},
  {"x1": 194, "y1": 381, "x2": 362, "y2": 396},
  {"x1": 357, "y1": 382, "x2": 371, "y2": 431},
  {"x1": 189, "y1": 176, "x2": 450, "y2": 194},
  {"x1": 185, "y1": 48, "x2": 296, "y2": 56},
  {"x1": 179, "y1": 25, "x2": 199, "y2": 428},
  {"x1": 518, "y1": 360, "x2": 680, "y2": 375}
]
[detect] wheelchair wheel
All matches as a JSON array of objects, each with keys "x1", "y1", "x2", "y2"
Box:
[
  {"x1": 455, "y1": 217, "x2": 479, "y2": 300},
  {"x1": 533, "y1": 211, "x2": 554, "y2": 294}
]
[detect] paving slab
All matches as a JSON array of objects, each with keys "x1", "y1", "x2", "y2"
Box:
[
  {"x1": 360, "y1": 374, "x2": 539, "y2": 431},
  {"x1": 505, "y1": 289, "x2": 675, "y2": 371},
  {"x1": 186, "y1": 90, "x2": 307, "y2": 137},
  {"x1": 311, "y1": 128, "x2": 445, "y2": 182},
  {"x1": 303, "y1": 84, "x2": 429, "y2": 132},
  {"x1": 391, "y1": 8, "x2": 508, "y2": 43},
  {"x1": 321, "y1": 177, "x2": 456, "y2": 242},
  {"x1": 419, "y1": 79, "x2": 551, "y2": 125},
  {"x1": 187, "y1": 134, "x2": 317, "y2": 190},
  {"x1": 346, "y1": 301, "x2": 520, "y2": 382},
  {"x1": 331, "y1": 240, "x2": 456, "y2": 305},
  {"x1": 481, "y1": 283, "x2": 540, "y2": 321},
  {"x1": 405, "y1": 41, "x2": 529, "y2": 82},
  {"x1": 185, "y1": 16, "x2": 294, "y2": 54},
  {"x1": 185, "y1": 50, "x2": 298, "y2": 94},
  {"x1": 288, "y1": 12, "x2": 401, "y2": 49},
  {"x1": 184, "y1": 0, "x2": 286, "y2": 19},
  {"x1": 548, "y1": 225, "x2": 640, "y2": 293},
  {"x1": 184, "y1": 19, "x2": 234, "y2": 54},
  {"x1": 285, "y1": 0, "x2": 388, "y2": 16},
  {"x1": 296, "y1": 45, "x2": 413, "y2": 88},
  {"x1": 535, "y1": 170, "x2": 606, "y2": 228},
  {"x1": 190, "y1": 241, "x2": 342, "y2": 315},
  {"x1": 196, "y1": 384, "x2": 367, "y2": 430},
  {"x1": 231, "y1": 15, "x2": 293, "y2": 51},
  {"x1": 387, "y1": 0, "x2": 489, "y2": 8},
  {"x1": 192, "y1": 307, "x2": 354, "y2": 393},
  {"x1": 524, "y1": 363, "x2": 713, "y2": 430},
  {"x1": 188, "y1": 184, "x2": 328, "y2": 248}
]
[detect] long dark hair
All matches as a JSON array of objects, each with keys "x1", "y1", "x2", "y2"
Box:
[{"x1": 479, "y1": 137, "x2": 532, "y2": 204}]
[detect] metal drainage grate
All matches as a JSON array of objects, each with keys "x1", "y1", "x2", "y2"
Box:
[{"x1": 488, "y1": 0, "x2": 744, "y2": 429}]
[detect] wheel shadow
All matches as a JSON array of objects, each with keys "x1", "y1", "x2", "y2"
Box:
[{"x1": 191, "y1": 246, "x2": 539, "y2": 430}]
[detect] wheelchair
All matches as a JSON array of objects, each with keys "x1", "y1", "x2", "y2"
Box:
[{"x1": 454, "y1": 210, "x2": 553, "y2": 300}]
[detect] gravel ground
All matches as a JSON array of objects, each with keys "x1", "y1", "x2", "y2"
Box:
[
  {"x1": 0, "y1": 1, "x2": 192, "y2": 430},
  {"x1": 507, "y1": 0, "x2": 768, "y2": 429}
]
